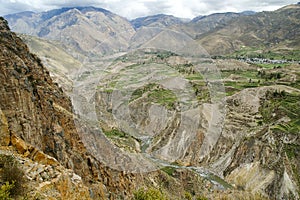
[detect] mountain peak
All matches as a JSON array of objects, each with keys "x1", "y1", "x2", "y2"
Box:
[
  {"x1": 69, "y1": 6, "x2": 112, "y2": 14},
  {"x1": 39, "y1": 6, "x2": 112, "y2": 21},
  {"x1": 131, "y1": 14, "x2": 188, "y2": 29}
]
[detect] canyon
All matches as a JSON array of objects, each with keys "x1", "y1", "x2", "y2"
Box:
[{"x1": 0, "y1": 3, "x2": 299, "y2": 199}]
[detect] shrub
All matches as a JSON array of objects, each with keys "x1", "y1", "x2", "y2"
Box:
[
  {"x1": 132, "y1": 187, "x2": 168, "y2": 200},
  {"x1": 161, "y1": 166, "x2": 176, "y2": 177},
  {"x1": 184, "y1": 192, "x2": 192, "y2": 200},
  {"x1": 196, "y1": 196, "x2": 208, "y2": 200},
  {"x1": 0, "y1": 182, "x2": 14, "y2": 200},
  {"x1": 0, "y1": 155, "x2": 26, "y2": 197}
]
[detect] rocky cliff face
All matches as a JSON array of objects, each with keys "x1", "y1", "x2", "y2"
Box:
[{"x1": 0, "y1": 17, "x2": 139, "y2": 199}]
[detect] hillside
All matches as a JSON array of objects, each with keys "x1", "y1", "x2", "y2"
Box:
[
  {"x1": 196, "y1": 4, "x2": 300, "y2": 55},
  {"x1": 2, "y1": 3, "x2": 300, "y2": 199},
  {"x1": 0, "y1": 16, "x2": 143, "y2": 199},
  {"x1": 5, "y1": 4, "x2": 300, "y2": 58},
  {"x1": 176, "y1": 12, "x2": 246, "y2": 38},
  {"x1": 92, "y1": 49, "x2": 300, "y2": 200},
  {"x1": 5, "y1": 7, "x2": 136, "y2": 56}
]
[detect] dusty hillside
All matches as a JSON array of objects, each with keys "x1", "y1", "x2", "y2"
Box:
[
  {"x1": 93, "y1": 50, "x2": 300, "y2": 200},
  {"x1": 175, "y1": 12, "x2": 245, "y2": 38},
  {"x1": 5, "y1": 7, "x2": 136, "y2": 56},
  {"x1": 196, "y1": 4, "x2": 300, "y2": 55}
]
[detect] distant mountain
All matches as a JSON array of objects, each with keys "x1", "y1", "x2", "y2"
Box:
[
  {"x1": 5, "y1": 4, "x2": 299, "y2": 57},
  {"x1": 5, "y1": 6, "x2": 135, "y2": 56},
  {"x1": 176, "y1": 12, "x2": 252, "y2": 38},
  {"x1": 131, "y1": 14, "x2": 189, "y2": 29},
  {"x1": 196, "y1": 4, "x2": 300, "y2": 55},
  {"x1": 240, "y1": 11, "x2": 256, "y2": 15}
]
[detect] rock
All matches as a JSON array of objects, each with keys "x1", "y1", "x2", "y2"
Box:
[
  {"x1": 0, "y1": 109, "x2": 10, "y2": 146},
  {"x1": 71, "y1": 173, "x2": 82, "y2": 183},
  {"x1": 32, "y1": 150, "x2": 59, "y2": 166},
  {"x1": 0, "y1": 17, "x2": 131, "y2": 199},
  {"x1": 11, "y1": 134, "x2": 28, "y2": 154}
]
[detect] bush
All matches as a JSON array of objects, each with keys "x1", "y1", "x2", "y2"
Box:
[
  {"x1": 196, "y1": 196, "x2": 208, "y2": 200},
  {"x1": 132, "y1": 187, "x2": 168, "y2": 200},
  {"x1": 184, "y1": 192, "x2": 192, "y2": 200},
  {"x1": 0, "y1": 155, "x2": 26, "y2": 197},
  {"x1": 0, "y1": 182, "x2": 14, "y2": 200}
]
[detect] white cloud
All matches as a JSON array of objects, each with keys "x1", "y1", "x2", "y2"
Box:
[{"x1": 0, "y1": 0, "x2": 298, "y2": 19}]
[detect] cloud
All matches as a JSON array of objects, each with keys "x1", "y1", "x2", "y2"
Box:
[{"x1": 0, "y1": 0, "x2": 298, "y2": 19}]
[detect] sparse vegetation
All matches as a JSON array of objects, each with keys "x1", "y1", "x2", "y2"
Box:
[
  {"x1": 131, "y1": 83, "x2": 158, "y2": 102},
  {"x1": 131, "y1": 83, "x2": 177, "y2": 109},
  {"x1": 196, "y1": 196, "x2": 208, "y2": 200},
  {"x1": 222, "y1": 69, "x2": 258, "y2": 80},
  {"x1": 0, "y1": 155, "x2": 26, "y2": 198},
  {"x1": 255, "y1": 63, "x2": 289, "y2": 69},
  {"x1": 103, "y1": 128, "x2": 127, "y2": 138},
  {"x1": 132, "y1": 188, "x2": 168, "y2": 200},
  {"x1": 102, "y1": 128, "x2": 140, "y2": 152},
  {"x1": 228, "y1": 48, "x2": 300, "y2": 62},
  {"x1": 147, "y1": 88, "x2": 177, "y2": 109},
  {"x1": 156, "y1": 52, "x2": 177, "y2": 60},
  {"x1": 284, "y1": 144, "x2": 300, "y2": 159},
  {"x1": 161, "y1": 166, "x2": 176, "y2": 177},
  {"x1": 0, "y1": 182, "x2": 14, "y2": 200},
  {"x1": 260, "y1": 91, "x2": 300, "y2": 135},
  {"x1": 184, "y1": 191, "x2": 192, "y2": 200}
]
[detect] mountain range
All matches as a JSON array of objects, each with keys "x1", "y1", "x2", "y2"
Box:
[
  {"x1": 1, "y1": 3, "x2": 300, "y2": 200},
  {"x1": 5, "y1": 7, "x2": 135, "y2": 56},
  {"x1": 4, "y1": 4, "x2": 300, "y2": 56}
]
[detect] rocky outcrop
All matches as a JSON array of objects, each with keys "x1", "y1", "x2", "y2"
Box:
[
  {"x1": 0, "y1": 17, "x2": 138, "y2": 199},
  {"x1": 0, "y1": 109, "x2": 10, "y2": 146},
  {"x1": 0, "y1": 148, "x2": 92, "y2": 199}
]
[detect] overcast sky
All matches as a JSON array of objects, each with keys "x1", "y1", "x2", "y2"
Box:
[{"x1": 0, "y1": 0, "x2": 298, "y2": 19}]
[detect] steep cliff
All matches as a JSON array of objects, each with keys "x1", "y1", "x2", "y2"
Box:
[{"x1": 0, "y1": 17, "x2": 138, "y2": 199}]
